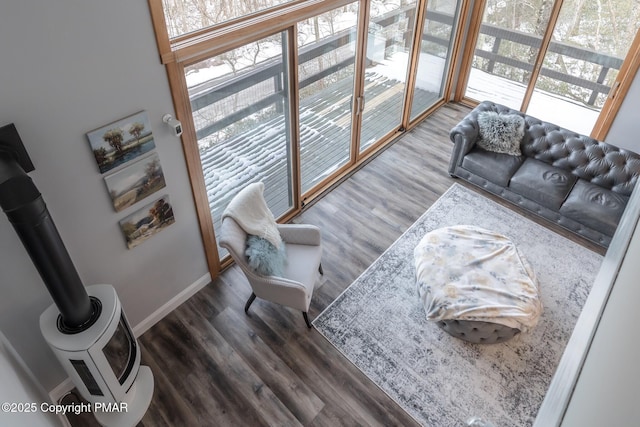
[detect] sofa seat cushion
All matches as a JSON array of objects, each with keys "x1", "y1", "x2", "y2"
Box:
[
  {"x1": 560, "y1": 180, "x2": 629, "y2": 236},
  {"x1": 461, "y1": 147, "x2": 524, "y2": 187},
  {"x1": 509, "y1": 158, "x2": 578, "y2": 210}
]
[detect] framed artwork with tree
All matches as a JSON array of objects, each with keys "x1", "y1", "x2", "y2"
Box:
[
  {"x1": 104, "y1": 152, "x2": 166, "y2": 212},
  {"x1": 87, "y1": 110, "x2": 156, "y2": 174}
]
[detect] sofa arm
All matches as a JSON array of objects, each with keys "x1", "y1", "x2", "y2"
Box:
[
  {"x1": 449, "y1": 115, "x2": 479, "y2": 145},
  {"x1": 448, "y1": 113, "x2": 480, "y2": 175},
  {"x1": 448, "y1": 132, "x2": 478, "y2": 175},
  {"x1": 448, "y1": 101, "x2": 522, "y2": 175}
]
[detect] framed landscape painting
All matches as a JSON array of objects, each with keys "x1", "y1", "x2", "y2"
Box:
[
  {"x1": 104, "y1": 152, "x2": 166, "y2": 212},
  {"x1": 87, "y1": 111, "x2": 155, "y2": 174},
  {"x1": 119, "y1": 195, "x2": 175, "y2": 249}
]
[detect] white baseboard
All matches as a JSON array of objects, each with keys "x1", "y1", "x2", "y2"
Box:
[
  {"x1": 132, "y1": 272, "x2": 212, "y2": 337},
  {"x1": 48, "y1": 272, "x2": 212, "y2": 403}
]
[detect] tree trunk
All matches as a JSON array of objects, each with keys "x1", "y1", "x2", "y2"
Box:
[
  {"x1": 566, "y1": 0, "x2": 588, "y2": 39},
  {"x1": 524, "y1": 0, "x2": 552, "y2": 83},
  {"x1": 314, "y1": 16, "x2": 325, "y2": 89}
]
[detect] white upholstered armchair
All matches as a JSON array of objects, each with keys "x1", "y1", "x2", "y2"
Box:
[{"x1": 218, "y1": 216, "x2": 323, "y2": 328}]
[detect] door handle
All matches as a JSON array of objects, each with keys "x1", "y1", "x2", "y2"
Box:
[
  {"x1": 607, "y1": 81, "x2": 621, "y2": 100},
  {"x1": 355, "y1": 96, "x2": 361, "y2": 115},
  {"x1": 355, "y1": 96, "x2": 365, "y2": 114}
]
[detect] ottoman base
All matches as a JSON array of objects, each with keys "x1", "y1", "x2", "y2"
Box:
[{"x1": 436, "y1": 319, "x2": 520, "y2": 344}]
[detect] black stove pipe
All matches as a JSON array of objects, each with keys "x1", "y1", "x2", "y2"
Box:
[{"x1": 0, "y1": 139, "x2": 92, "y2": 329}]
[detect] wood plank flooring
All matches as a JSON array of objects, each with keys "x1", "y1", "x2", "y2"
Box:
[{"x1": 62, "y1": 103, "x2": 603, "y2": 427}]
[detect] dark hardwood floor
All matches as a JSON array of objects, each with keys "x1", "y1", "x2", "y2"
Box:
[{"x1": 63, "y1": 103, "x2": 603, "y2": 427}]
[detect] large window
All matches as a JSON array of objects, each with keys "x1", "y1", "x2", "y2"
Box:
[
  {"x1": 461, "y1": 0, "x2": 640, "y2": 137},
  {"x1": 464, "y1": 0, "x2": 554, "y2": 110},
  {"x1": 359, "y1": 0, "x2": 418, "y2": 152},
  {"x1": 528, "y1": 0, "x2": 640, "y2": 134},
  {"x1": 148, "y1": 0, "x2": 462, "y2": 274}
]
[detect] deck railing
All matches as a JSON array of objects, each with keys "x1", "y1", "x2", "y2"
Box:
[
  {"x1": 475, "y1": 23, "x2": 622, "y2": 106},
  {"x1": 190, "y1": 6, "x2": 419, "y2": 142},
  {"x1": 190, "y1": 28, "x2": 358, "y2": 141},
  {"x1": 189, "y1": 8, "x2": 623, "y2": 141}
]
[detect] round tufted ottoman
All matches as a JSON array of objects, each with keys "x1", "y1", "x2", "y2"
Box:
[{"x1": 414, "y1": 225, "x2": 542, "y2": 344}]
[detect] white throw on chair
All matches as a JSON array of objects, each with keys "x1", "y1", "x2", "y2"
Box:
[{"x1": 218, "y1": 183, "x2": 323, "y2": 328}]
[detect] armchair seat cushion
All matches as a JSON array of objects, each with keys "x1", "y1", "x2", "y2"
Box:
[
  {"x1": 559, "y1": 180, "x2": 629, "y2": 236},
  {"x1": 509, "y1": 158, "x2": 577, "y2": 210},
  {"x1": 283, "y1": 243, "x2": 323, "y2": 294},
  {"x1": 461, "y1": 147, "x2": 524, "y2": 187}
]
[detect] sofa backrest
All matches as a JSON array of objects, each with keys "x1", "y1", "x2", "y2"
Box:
[{"x1": 473, "y1": 101, "x2": 640, "y2": 196}]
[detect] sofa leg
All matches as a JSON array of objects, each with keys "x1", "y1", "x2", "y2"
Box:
[
  {"x1": 244, "y1": 293, "x2": 256, "y2": 314},
  {"x1": 318, "y1": 263, "x2": 323, "y2": 275},
  {"x1": 303, "y1": 312, "x2": 312, "y2": 328}
]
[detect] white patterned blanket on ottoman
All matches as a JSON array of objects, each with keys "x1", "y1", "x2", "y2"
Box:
[{"x1": 414, "y1": 225, "x2": 543, "y2": 337}]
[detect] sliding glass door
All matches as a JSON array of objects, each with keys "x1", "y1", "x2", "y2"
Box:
[
  {"x1": 149, "y1": 0, "x2": 463, "y2": 273},
  {"x1": 186, "y1": 32, "x2": 294, "y2": 258},
  {"x1": 298, "y1": 3, "x2": 359, "y2": 194},
  {"x1": 360, "y1": 0, "x2": 418, "y2": 152},
  {"x1": 410, "y1": 0, "x2": 462, "y2": 121}
]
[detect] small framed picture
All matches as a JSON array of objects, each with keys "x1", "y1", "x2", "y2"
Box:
[
  {"x1": 104, "y1": 152, "x2": 166, "y2": 212},
  {"x1": 119, "y1": 195, "x2": 175, "y2": 249},
  {"x1": 87, "y1": 111, "x2": 155, "y2": 174}
]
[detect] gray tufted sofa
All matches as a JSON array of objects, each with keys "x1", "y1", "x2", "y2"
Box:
[{"x1": 449, "y1": 101, "x2": 640, "y2": 248}]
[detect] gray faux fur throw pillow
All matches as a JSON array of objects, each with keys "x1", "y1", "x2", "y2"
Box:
[
  {"x1": 477, "y1": 111, "x2": 525, "y2": 156},
  {"x1": 245, "y1": 235, "x2": 286, "y2": 276}
]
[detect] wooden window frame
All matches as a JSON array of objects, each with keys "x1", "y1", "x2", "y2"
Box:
[
  {"x1": 591, "y1": 29, "x2": 640, "y2": 141},
  {"x1": 148, "y1": 0, "x2": 464, "y2": 276},
  {"x1": 148, "y1": 0, "x2": 357, "y2": 276}
]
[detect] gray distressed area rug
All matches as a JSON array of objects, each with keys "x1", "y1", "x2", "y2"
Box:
[{"x1": 313, "y1": 183, "x2": 603, "y2": 427}]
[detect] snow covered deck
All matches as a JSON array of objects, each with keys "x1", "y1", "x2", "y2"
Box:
[{"x1": 198, "y1": 73, "x2": 439, "y2": 250}]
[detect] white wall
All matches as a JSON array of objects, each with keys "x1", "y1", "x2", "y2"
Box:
[
  {"x1": 0, "y1": 1, "x2": 208, "y2": 392},
  {"x1": 573, "y1": 72, "x2": 640, "y2": 426},
  {"x1": 0, "y1": 330, "x2": 59, "y2": 426},
  {"x1": 605, "y1": 70, "x2": 640, "y2": 152},
  {"x1": 560, "y1": 210, "x2": 640, "y2": 426}
]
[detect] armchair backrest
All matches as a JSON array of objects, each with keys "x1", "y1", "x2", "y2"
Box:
[
  {"x1": 217, "y1": 217, "x2": 247, "y2": 262},
  {"x1": 219, "y1": 216, "x2": 250, "y2": 271},
  {"x1": 218, "y1": 216, "x2": 274, "y2": 289}
]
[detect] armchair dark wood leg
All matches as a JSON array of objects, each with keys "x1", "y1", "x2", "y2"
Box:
[
  {"x1": 318, "y1": 263, "x2": 323, "y2": 275},
  {"x1": 303, "y1": 312, "x2": 312, "y2": 328},
  {"x1": 244, "y1": 293, "x2": 256, "y2": 314}
]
